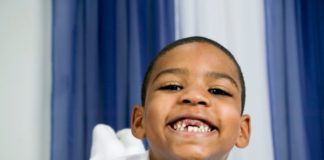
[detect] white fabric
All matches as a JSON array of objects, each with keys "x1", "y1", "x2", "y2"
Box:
[
  {"x1": 123, "y1": 152, "x2": 149, "y2": 160},
  {"x1": 90, "y1": 124, "x2": 146, "y2": 160},
  {"x1": 175, "y1": 1, "x2": 274, "y2": 160}
]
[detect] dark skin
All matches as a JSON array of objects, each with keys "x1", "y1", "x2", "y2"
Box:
[{"x1": 131, "y1": 42, "x2": 251, "y2": 160}]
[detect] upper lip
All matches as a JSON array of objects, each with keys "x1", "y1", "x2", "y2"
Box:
[{"x1": 166, "y1": 113, "x2": 218, "y2": 131}]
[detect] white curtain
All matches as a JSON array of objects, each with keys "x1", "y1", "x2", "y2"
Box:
[{"x1": 175, "y1": 1, "x2": 274, "y2": 160}]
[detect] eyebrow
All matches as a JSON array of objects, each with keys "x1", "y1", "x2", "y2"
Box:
[
  {"x1": 206, "y1": 72, "x2": 239, "y2": 89},
  {"x1": 152, "y1": 68, "x2": 188, "y2": 82},
  {"x1": 152, "y1": 68, "x2": 239, "y2": 89}
]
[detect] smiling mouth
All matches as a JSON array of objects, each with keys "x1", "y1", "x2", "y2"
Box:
[{"x1": 168, "y1": 118, "x2": 217, "y2": 133}]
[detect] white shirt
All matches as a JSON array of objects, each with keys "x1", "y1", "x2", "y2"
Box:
[{"x1": 124, "y1": 151, "x2": 149, "y2": 160}]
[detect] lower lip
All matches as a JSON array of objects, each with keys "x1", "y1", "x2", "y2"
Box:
[{"x1": 166, "y1": 125, "x2": 216, "y2": 137}]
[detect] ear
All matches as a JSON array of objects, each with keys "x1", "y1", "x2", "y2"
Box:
[
  {"x1": 235, "y1": 114, "x2": 251, "y2": 148},
  {"x1": 131, "y1": 105, "x2": 146, "y2": 139}
]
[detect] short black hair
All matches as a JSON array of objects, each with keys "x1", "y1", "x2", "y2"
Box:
[{"x1": 141, "y1": 36, "x2": 246, "y2": 113}]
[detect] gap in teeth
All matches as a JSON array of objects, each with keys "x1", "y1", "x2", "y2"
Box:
[{"x1": 172, "y1": 121, "x2": 211, "y2": 133}]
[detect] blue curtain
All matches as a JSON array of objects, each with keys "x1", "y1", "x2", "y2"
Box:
[
  {"x1": 265, "y1": 0, "x2": 324, "y2": 160},
  {"x1": 51, "y1": 0, "x2": 175, "y2": 160}
]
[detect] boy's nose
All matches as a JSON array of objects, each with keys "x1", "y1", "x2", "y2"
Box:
[{"x1": 179, "y1": 89, "x2": 210, "y2": 106}]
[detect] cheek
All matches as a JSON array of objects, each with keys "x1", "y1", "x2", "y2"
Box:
[
  {"x1": 212, "y1": 100, "x2": 241, "y2": 131},
  {"x1": 219, "y1": 107, "x2": 242, "y2": 138},
  {"x1": 144, "y1": 92, "x2": 177, "y2": 115},
  {"x1": 142, "y1": 93, "x2": 176, "y2": 149},
  {"x1": 143, "y1": 93, "x2": 175, "y2": 129}
]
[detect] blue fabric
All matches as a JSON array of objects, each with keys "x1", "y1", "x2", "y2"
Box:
[
  {"x1": 298, "y1": 0, "x2": 324, "y2": 159},
  {"x1": 51, "y1": 0, "x2": 175, "y2": 160},
  {"x1": 265, "y1": 0, "x2": 324, "y2": 160}
]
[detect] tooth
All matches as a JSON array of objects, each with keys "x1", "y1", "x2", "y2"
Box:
[
  {"x1": 179, "y1": 125, "x2": 184, "y2": 131},
  {"x1": 199, "y1": 126, "x2": 203, "y2": 132},
  {"x1": 188, "y1": 126, "x2": 193, "y2": 132}
]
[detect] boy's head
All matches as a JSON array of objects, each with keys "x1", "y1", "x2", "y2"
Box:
[
  {"x1": 141, "y1": 37, "x2": 246, "y2": 113},
  {"x1": 131, "y1": 36, "x2": 251, "y2": 160}
]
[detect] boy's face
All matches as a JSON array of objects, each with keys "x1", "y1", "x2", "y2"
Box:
[{"x1": 132, "y1": 42, "x2": 250, "y2": 160}]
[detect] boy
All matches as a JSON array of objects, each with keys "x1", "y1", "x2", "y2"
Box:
[{"x1": 131, "y1": 36, "x2": 251, "y2": 160}]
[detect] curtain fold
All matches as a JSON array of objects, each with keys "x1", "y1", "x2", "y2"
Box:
[
  {"x1": 298, "y1": 1, "x2": 324, "y2": 159},
  {"x1": 265, "y1": 0, "x2": 324, "y2": 159},
  {"x1": 51, "y1": 0, "x2": 174, "y2": 159}
]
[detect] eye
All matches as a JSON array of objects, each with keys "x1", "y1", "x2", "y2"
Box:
[
  {"x1": 159, "y1": 84, "x2": 183, "y2": 91},
  {"x1": 208, "y1": 88, "x2": 232, "y2": 96}
]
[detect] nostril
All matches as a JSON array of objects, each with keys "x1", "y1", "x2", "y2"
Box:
[
  {"x1": 198, "y1": 101, "x2": 207, "y2": 105},
  {"x1": 182, "y1": 99, "x2": 191, "y2": 104},
  {"x1": 182, "y1": 99, "x2": 208, "y2": 106}
]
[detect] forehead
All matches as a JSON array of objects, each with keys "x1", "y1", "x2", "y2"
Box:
[{"x1": 151, "y1": 42, "x2": 240, "y2": 81}]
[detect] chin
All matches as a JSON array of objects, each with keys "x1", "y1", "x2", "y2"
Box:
[
  {"x1": 171, "y1": 147, "x2": 211, "y2": 159},
  {"x1": 169, "y1": 146, "x2": 229, "y2": 160}
]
